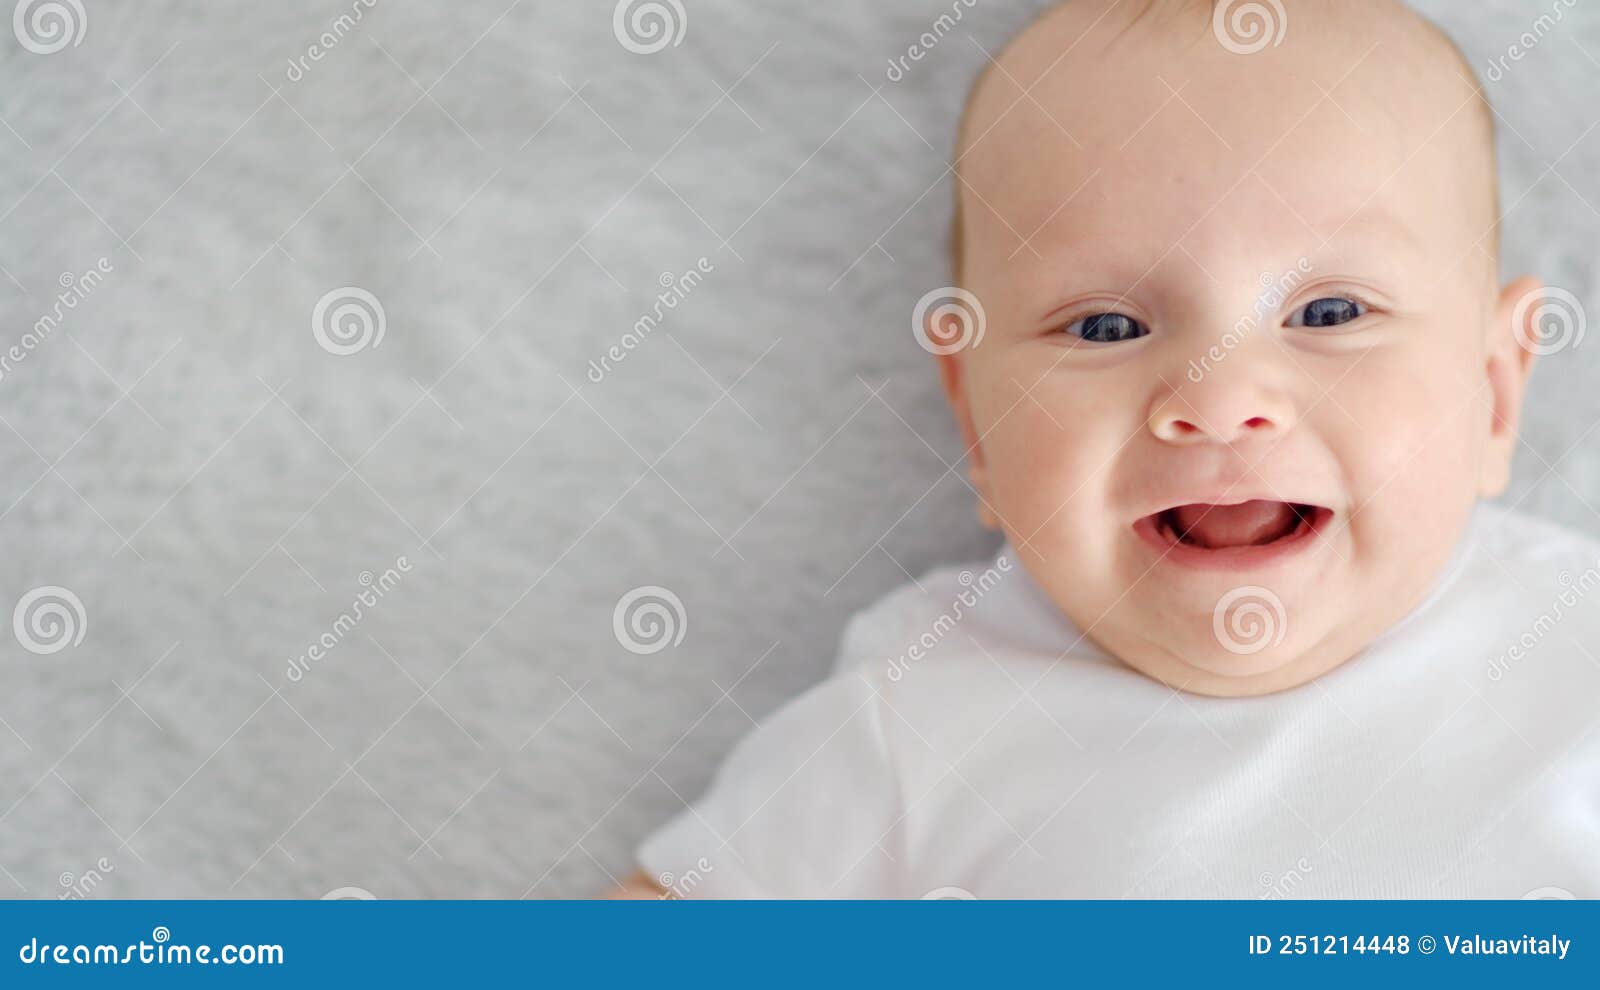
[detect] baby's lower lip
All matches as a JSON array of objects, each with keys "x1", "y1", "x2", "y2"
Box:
[{"x1": 1132, "y1": 504, "x2": 1332, "y2": 572}]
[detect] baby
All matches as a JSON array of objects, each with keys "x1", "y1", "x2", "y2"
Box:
[{"x1": 612, "y1": 0, "x2": 1600, "y2": 898}]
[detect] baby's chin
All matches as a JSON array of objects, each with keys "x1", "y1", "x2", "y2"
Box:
[
  {"x1": 1027, "y1": 558, "x2": 1359, "y2": 696},
  {"x1": 1009, "y1": 544, "x2": 1340, "y2": 696},
  {"x1": 1081, "y1": 593, "x2": 1349, "y2": 697}
]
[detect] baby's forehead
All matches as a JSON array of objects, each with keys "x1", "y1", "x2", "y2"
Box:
[{"x1": 955, "y1": 0, "x2": 1495, "y2": 275}]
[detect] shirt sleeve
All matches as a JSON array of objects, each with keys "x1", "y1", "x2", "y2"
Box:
[{"x1": 635, "y1": 664, "x2": 904, "y2": 898}]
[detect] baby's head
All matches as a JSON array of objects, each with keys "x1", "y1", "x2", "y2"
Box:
[{"x1": 932, "y1": 0, "x2": 1545, "y2": 696}]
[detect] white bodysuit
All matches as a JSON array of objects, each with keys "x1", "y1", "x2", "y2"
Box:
[{"x1": 637, "y1": 501, "x2": 1600, "y2": 898}]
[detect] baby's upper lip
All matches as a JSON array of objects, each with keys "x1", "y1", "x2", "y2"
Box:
[{"x1": 1135, "y1": 487, "x2": 1335, "y2": 520}]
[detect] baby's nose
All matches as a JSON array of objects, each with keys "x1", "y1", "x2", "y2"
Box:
[{"x1": 1147, "y1": 382, "x2": 1293, "y2": 445}]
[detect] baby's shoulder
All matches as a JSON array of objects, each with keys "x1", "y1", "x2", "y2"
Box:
[
  {"x1": 1474, "y1": 501, "x2": 1600, "y2": 570},
  {"x1": 829, "y1": 547, "x2": 1121, "y2": 711},
  {"x1": 832, "y1": 548, "x2": 1043, "y2": 677}
]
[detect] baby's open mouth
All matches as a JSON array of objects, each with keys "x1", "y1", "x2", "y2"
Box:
[{"x1": 1146, "y1": 499, "x2": 1331, "y2": 550}]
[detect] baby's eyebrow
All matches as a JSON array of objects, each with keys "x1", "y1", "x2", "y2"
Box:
[{"x1": 1309, "y1": 207, "x2": 1423, "y2": 256}]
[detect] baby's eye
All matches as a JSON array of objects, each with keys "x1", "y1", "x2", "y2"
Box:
[
  {"x1": 1063, "y1": 312, "x2": 1149, "y2": 343},
  {"x1": 1287, "y1": 297, "x2": 1367, "y2": 329}
]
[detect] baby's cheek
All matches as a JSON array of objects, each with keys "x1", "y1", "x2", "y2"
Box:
[
  {"x1": 1322, "y1": 348, "x2": 1484, "y2": 545},
  {"x1": 975, "y1": 376, "x2": 1122, "y2": 535}
]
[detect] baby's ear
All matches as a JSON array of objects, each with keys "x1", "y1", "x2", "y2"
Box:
[
  {"x1": 1478, "y1": 276, "x2": 1543, "y2": 497},
  {"x1": 929, "y1": 313, "x2": 999, "y2": 530}
]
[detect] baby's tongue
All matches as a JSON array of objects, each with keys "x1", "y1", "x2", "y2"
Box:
[{"x1": 1171, "y1": 500, "x2": 1298, "y2": 549}]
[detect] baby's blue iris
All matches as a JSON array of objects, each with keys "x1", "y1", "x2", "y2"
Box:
[
  {"x1": 1298, "y1": 297, "x2": 1364, "y2": 328},
  {"x1": 1072, "y1": 313, "x2": 1148, "y2": 342}
]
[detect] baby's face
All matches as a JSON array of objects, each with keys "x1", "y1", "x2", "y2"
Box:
[{"x1": 940, "y1": 2, "x2": 1538, "y2": 696}]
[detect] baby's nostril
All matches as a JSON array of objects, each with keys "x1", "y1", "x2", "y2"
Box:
[{"x1": 1243, "y1": 416, "x2": 1270, "y2": 430}]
